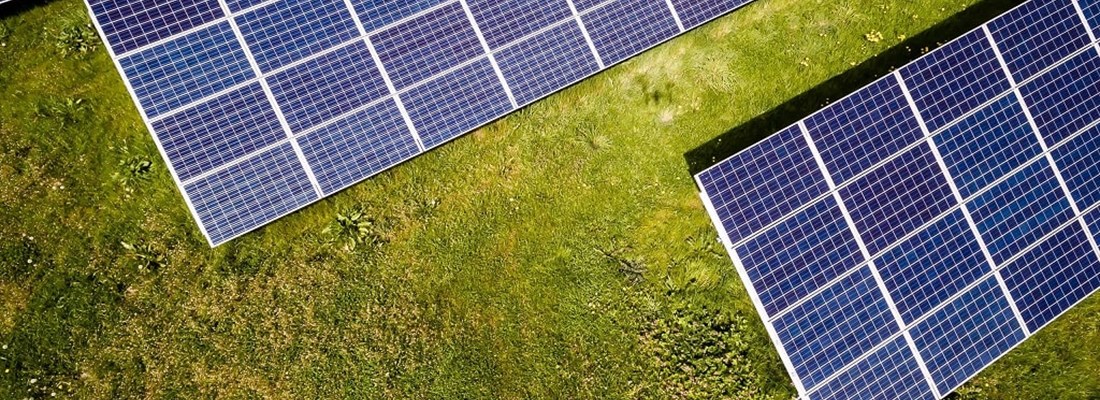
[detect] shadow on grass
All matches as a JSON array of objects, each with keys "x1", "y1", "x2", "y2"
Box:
[
  {"x1": 683, "y1": 0, "x2": 1026, "y2": 176},
  {"x1": 0, "y1": 0, "x2": 56, "y2": 18}
]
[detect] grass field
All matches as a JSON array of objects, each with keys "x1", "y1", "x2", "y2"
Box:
[{"x1": 2, "y1": 0, "x2": 1099, "y2": 398}]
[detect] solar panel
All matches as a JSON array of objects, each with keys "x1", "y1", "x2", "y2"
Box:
[
  {"x1": 86, "y1": 0, "x2": 759, "y2": 245},
  {"x1": 696, "y1": 1, "x2": 1100, "y2": 398}
]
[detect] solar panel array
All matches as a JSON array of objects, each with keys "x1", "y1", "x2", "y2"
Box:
[
  {"x1": 86, "y1": 0, "x2": 757, "y2": 246},
  {"x1": 696, "y1": 1, "x2": 1100, "y2": 398}
]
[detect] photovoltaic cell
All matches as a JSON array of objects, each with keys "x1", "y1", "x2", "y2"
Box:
[
  {"x1": 899, "y1": 29, "x2": 1012, "y2": 132},
  {"x1": 465, "y1": 0, "x2": 573, "y2": 49},
  {"x1": 89, "y1": 0, "x2": 225, "y2": 55},
  {"x1": 807, "y1": 337, "x2": 936, "y2": 400},
  {"x1": 986, "y1": 0, "x2": 1091, "y2": 82},
  {"x1": 696, "y1": 126, "x2": 829, "y2": 245},
  {"x1": 151, "y1": 83, "x2": 286, "y2": 182},
  {"x1": 1001, "y1": 223, "x2": 1100, "y2": 332},
  {"x1": 402, "y1": 59, "x2": 513, "y2": 149},
  {"x1": 875, "y1": 210, "x2": 990, "y2": 325},
  {"x1": 1017, "y1": 48, "x2": 1100, "y2": 145},
  {"x1": 266, "y1": 41, "x2": 390, "y2": 132},
  {"x1": 581, "y1": 0, "x2": 681, "y2": 65},
  {"x1": 695, "y1": 2, "x2": 1100, "y2": 398},
  {"x1": 773, "y1": 266, "x2": 899, "y2": 390},
  {"x1": 735, "y1": 197, "x2": 864, "y2": 317},
  {"x1": 349, "y1": 0, "x2": 448, "y2": 33},
  {"x1": 909, "y1": 277, "x2": 1025, "y2": 395},
  {"x1": 494, "y1": 21, "x2": 601, "y2": 106},
  {"x1": 804, "y1": 77, "x2": 925, "y2": 185},
  {"x1": 296, "y1": 100, "x2": 421, "y2": 194},
  {"x1": 839, "y1": 143, "x2": 956, "y2": 256},
  {"x1": 184, "y1": 143, "x2": 319, "y2": 244},
  {"x1": 371, "y1": 2, "x2": 485, "y2": 89},
  {"x1": 1080, "y1": 0, "x2": 1100, "y2": 39},
  {"x1": 967, "y1": 159, "x2": 1074, "y2": 265},
  {"x1": 670, "y1": 0, "x2": 753, "y2": 29},
  {"x1": 234, "y1": 0, "x2": 361, "y2": 73},
  {"x1": 933, "y1": 95, "x2": 1042, "y2": 199},
  {"x1": 119, "y1": 22, "x2": 255, "y2": 118},
  {"x1": 1052, "y1": 126, "x2": 1100, "y2": 210}
]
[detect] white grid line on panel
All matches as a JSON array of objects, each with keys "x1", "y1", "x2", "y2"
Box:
[
  {"x1": 696, "y1": 190, "x2": 808, "y2": 396},
  {"x1": 457, "y1": 0, "x2": 519, "y2": 108},
  {"x1": 1073, "y1": 0, "x2": 1098, "y2": 43},
  {"x1": 983, "y1": 24, "x2": 1100, "y2": 273},
  {"x1": 565, "y1": 0, "x2": 607, "y2": 68},
  {"x1": 798, "y1": 121, "x2": 943, "y2": 400},
  {"x1": 335, "y1": 0, "x2": 426, "y2": 151},
  {"x1": 214, "y1": 0, "x2": 324, "y2": 197},
  {"x1": 707, "y1": 37, "x2": 1100, "y2": 250},
  {"x1": 894, "y1": 70, "x2": 1034, "y2": 337},
  {"x1": 662, "y1": 0, "x2": 687, "y2": 32},
  {"x1": 82, "y1": 1, "x2": 216, "y2": 246}
]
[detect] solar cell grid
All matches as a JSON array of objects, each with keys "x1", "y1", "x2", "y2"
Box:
[
  {"x1": 151, "y1": 83, "x2": 285, "y2": 182},
  {"x1": 899, "y1": 29, "x2": 1012, "y2": 132},
  {"x1": 1001, "y1": 222, "x2": 1100, "y2": 332},
  {"x1": 1017, "y1": 48, "x2": 1100, "y2": 145},
  {"x1": 909, "y1": 277, "x2": 1025, "y2": 395},
  {"x1": 695, "y1": 126, "x2": 830, "y2": 245},
  {"x1": 932, "y1": 95, "x2": 1043, "y2": 200},
  {"x1": 804, "y1": 77, "x2": 925, "y2": 185},
  {"x1": 580, "y1": 0, "x2": 681, "y2": 65},
  {"x1": 465, "y1": 0, "x2": 573, "y2": 49},
  {"x1": 966, "y1": 159, "x2": 1074, "y2": 265},
  {"x1": 807, "y1": 337, "x2": 936, "y2": 400},
  {"x1": 987, "y1": 0, "x2": 1092, "y2": 83},
  {"x1": 371, "y1": 2, "x2": 485, "y2": 90},
  {"x1": 494, "y1": 20, "x2": 601, "y2": 106},
  {"x1": 1051, "y1": 126, "x2": 1100, "y2": 210},
  {"x1": 735, "y1": 197, "x2": 863, "y2": 317},
  {"x1": 90, "y1": 0, "x2": 225, "y2": 55},
  {"x1": 838, "y1": 143, "x2": 957, "y2": 256},
  {"x1": 349, "y1": 0, "x2": 448, "y2": 33},
  {"x1": 234, "y1": 0, "x2": 361, "y2": 73},
  {"x1": 875, "y1": 210, "x2": 990, "y2": 325},
  {"x1": 401, "y1": 59, "x2": 514, "y2": 149},
  {"x1": 773, "y1": 266, "x2": 899, "y2": 390}
]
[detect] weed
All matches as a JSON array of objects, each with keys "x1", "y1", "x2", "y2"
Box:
[
  {"x1": 35, "y1": 97, "x2": 88, "y2": 128},
  {"x1": 323, "y1": 206, "x2": 385, "y2": 251},
  {"x1": 596, "y1": 239, "x2": 646, "y2": 282},
  {"x1": 51, "y1": 15, "x2": 99, "y2": 58},
  {"x1": 112, "y1": 155, "x2": 153, "y2": 193},
  {"x1": 120, "y1": 240, "x2": 165, "y2": 272}
]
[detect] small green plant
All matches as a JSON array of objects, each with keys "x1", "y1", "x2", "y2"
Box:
[
  {"x1": 35, "y1": 97, "x2": 89, "y2": 127},
  {"x1": 120, "y1": 240, "x2": 166, "y2": 272},
  {"x1": 324, "y1": 206, "x2": 385, "y2": 251},
  {"x1": 596, "y1": 239, "x2": 646, "y2": 282},
  {"x1": 51, "y1": 17, "x2": 99, "y2": 58},
  {"x1": 113, "y1": 156, "x2": 153, "y2": 193}
]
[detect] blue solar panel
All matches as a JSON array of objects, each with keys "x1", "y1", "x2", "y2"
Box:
[
  {"x1": 933, "y1": 95, "x2": 1043, "y2": 199},
  {"x1": 839, "y1": 143, "x2": 956, "y2": 256},
  {"x1": 696, "y1": 126, "x2": 830, "y2": 245},
  {"x1": 1080, "y1": 0, "x2": 1100, "y2": 39},
  {"x1": 875, "y1": 210, "x2": 990, "y2": 325},
  {"x1": 773, "y1": 266, "x2": 899, "y2": 390},
  {"x1": 670, "y1": 0, "x2": 753, "y2": 29},
  {"x1": 151, "y1": 83, "x2": 285, "y2": 182},
  {"x1": 804, "y1": 77, "x2": 925, "y2": 185},
  {"x1": 402, "y1": 59, "x2": 514, "y2": 149},
  {"x1": 694, "y1": 2, "x2": 1100, "y2": 398},
  {"x1": 371, "y1": 2, "x2": 486, "y2": 89},
  {"x1": 967, "y1": 159, "x2": 1074, "y2": 265},
  {"x1": 184, "y1": 143, "x2": 319, "y2": 244},
  {"x1": 349, "y1": 0, "x2": 446, "y2": 33},
  {"x1": 736, "y1": 197, "x2": 863, "y2": 317},
  {"x1": 581, "y1": 0, "x2": 681, "y2": 65},
  {"x1": 235, "y1": 0, "x2": 361, "y2": 73},
  {"x1": 495, "y1": 21, "x2": 601, "y2": 106},
  {"x1": 899, "y1": 29, "x2": 1012, "y2": 132},
  {"x1": 466, "y1": 0, "x2": 573, "y2": 49},
  {"x1": 1001, "y1": 223, "x2": 1100, "y2": 332},
  {"x1": 89, "y1": 0, "x2": 225, "y2": 55},
  {"x1": 297, "y1": 100, "x2": 421, "y2": 194},
  {"x1": 1018, "y1": 48, "x2": 1100, "y2": 146},
  {"x1": 909, "y1": 277, "x2": 1025, "y2": 394},
  {"x1": 266, "y1": 41, "x2": 390, "y2": 132},
  {"x1": 807, "y1": 337, "x2": 936, "y2": 400},
  {"x1": 1051, "y1": 126, "x2": 1100, "y2": 210},
  {"x1": 119, "y1": 22, "x2": 255, "y2": 118},
  {"x1": 987, "y1": 0, "x2": 1092, "y2": 82}
]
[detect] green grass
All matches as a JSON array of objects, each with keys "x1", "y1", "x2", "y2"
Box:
[{"x1": 1, "y1": 0, "x2": 1097, "y2": 398}]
